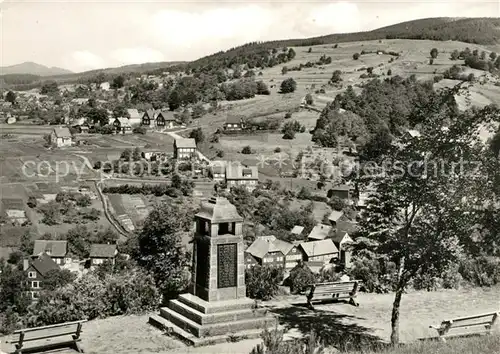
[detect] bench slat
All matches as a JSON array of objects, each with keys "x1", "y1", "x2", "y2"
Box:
[
  {"x1": 12, "y1": 320, "x2": 86, "y2": 334},
  {"x1": 448, "y1": 321, "x2": 494, "y2": 330},
  {"x1": 9, "y1": 330, "x2": 81, "y2": 344},
  {"x1": 442, "y1": 312, "x2": 497, "y2": 323}
]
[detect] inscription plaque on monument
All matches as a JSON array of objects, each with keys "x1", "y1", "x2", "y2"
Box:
[
  {"x1": 217, "y1": 243, "x2": 237, "y2": 288},
  {"x1": 196, "y1": 241, "x2": 209, "y2": 288}
]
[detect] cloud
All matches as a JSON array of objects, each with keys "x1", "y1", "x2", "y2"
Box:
[
  {"x1": 306, "y1": 2, "x2": 362, "y2": 34},
  {"x1": 111, "y1": 47, "x2": 165, "y2": 65},
  {"x1": 66, "y1": 50, "x2": 105, "y2": 72}
]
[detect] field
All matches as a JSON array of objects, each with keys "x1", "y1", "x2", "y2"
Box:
[{"x1": 3, "y1": 286, "x2": 497, "y2": 354}]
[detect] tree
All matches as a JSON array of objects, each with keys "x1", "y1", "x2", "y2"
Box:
[
  {"x1": 168, "y1": 90, "x2": 181, "y2": 111},
  {"x1": 288, "y1": 261, "x2": 316, "y2": 294},
  {"x1": 287, "y1": 48, "x2": 296, "y2": 60},
  {"x1": 281, "y1": 66, "x2": 288, "y2": 75},
  {"x1": 5, "y1": 91, "x2": 16, "y2": 104},
  {"x1": 191, "y1": 103, "x2": 206, "y2": 119},
  {"x1": 87, "y1": 108, "x2": 109, "y2": 126},
  {"x1": 354, "y1": 85, "x2": 499, "y2": 344},
  {"x1": 76, "y1": 195, "x2": 91, "y2": 207},
  {"x1": 27, "y1": 196, "x2": 37, "y2": 208},
  {"x1": 43, "y1": 269, "x2": 76, "y2": 291},
  {"x1": 353, "y1": 53, "x2": 360, "y2": 60},
  {"x1": 111, "y1": 75, "x2": 125, "y2": 89},
  {"x1": 242, "y1": 146, "x2": 252, "y2": 154},
  {"x1": 489, "y1": 52, "x2": 497, "y2": 61},
  {"x1": 430, "y1": 48, "x2": 438, "y2": 59},
  {"x1": 305, "y1": 93, "x2": 313, "y2": 105},
  {"x1": 308, "y1": 47, "x2": 312, "y2": 53},
  {"x1": 256, "y1": 81, "x2": 270, "y2": 95},
  {"x1": 387, "y1": 69, "x2": 392, "y2": 76},
  {"x1": 0, "y1": 260, "x2": 31, "y2": 315},
  {"x1": 330, "y1": 70, "x2": 342, "y2": 84},
  {"x1": 189, "y1": 128, "x2": 204, "y2": 145},
  {"x1": 480, "y1": 51, "x2": 486, "y2": 60},
  {"x1": 120, "y1": 148, "x2": 132, "y2": 160},
  {"x1": 40, "y1": 81, "x2": 59, "y2": 95},
  {"x1": 450, "y1": 50, "x2": 460, "y2": 60},
  {"x1": 282, "y1": 129, "x2": 295, "y2": 140},
  {"x1": 134, "y1": 202, "x2": 191, "y2": 299},
  {"x1": 112, "y1": 105, "x2": 130, "y2": 119},
  {"x1": 280, "y1": 78, "x2": 297, "y2": 94}
]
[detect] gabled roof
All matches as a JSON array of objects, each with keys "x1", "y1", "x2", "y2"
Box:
[
  {"x1": 225, "y1": 116, "x2": 242, "y2": 124},
  {"x1": 175, "y1": 138, "x2": 197, "y2": 149},
  {"x1": 90, "y1": 244, "x2": 117, "y2": 258},
  {"x1": 115, "y1": 117, "x2": 131, "y2": 127},
  {"x1": 299, "y1": 239, "x2": 338, "y2": 257},
  {"x1": 308, "y1": 224, "x2": 332, "y2": 241},
  {"x1": 53, "y1": 127, "x2": 72, "y2": 138},
  {"x1": 127, "y1": 109, "x2": 141, "y2": 119},
  {"x1": 142, "y1": 109, "x2": 157, "y2": 120},
  {"x1": 272, "y1": 239, "x2": 295, "y2": 255},
  {"x1": 33, "y1": 240, "x2": 67, "y2": 257},
  {"x1": 30, "y1": 253, "x2": 60, "y2": 276},
  {"x1": 245, "y1": 238, "x2": 271, "y2": 259},
  {"x1": 245, "y1": 237, "x2": 294, "y2": 259},
  {"x1": 328, "y1": 210, "x2": 344, "y2": 223},
  {"x1": 291, "y1": 225, "x2": 304, "y2": 235},
  {"x1": 157, "y1": 110, "x2": 176, "y2": 121},
  {"x1": 331, "y1": 230, "x2": 353, "y2": 244},
  {"x1": 195, "y1": 196, "x2": 244, "y2": 223}
]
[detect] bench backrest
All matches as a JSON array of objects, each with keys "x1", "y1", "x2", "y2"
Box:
[
  {"x1": 308, "y1": 281, "x2": 360, "y2": 296},
  {"x1": 442, "y1": 312, "x2": 498, "y2": 330},
  {"x1": 9, "y1": 320, "x2": 86, "y2": 345}
]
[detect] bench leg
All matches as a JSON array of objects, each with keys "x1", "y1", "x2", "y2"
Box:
[{"x1": 348, "y1": 297, "x2": 359, "y2": 307}]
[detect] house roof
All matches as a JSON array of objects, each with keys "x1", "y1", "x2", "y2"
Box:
[
  {"x1": 225, "y1": 116, "x2": 241, "y2": 124},
  {"x1": 308, "y1": 224, "x2": 332, "y2": 240},
  {"x1": 90, "y1": 244, "x2": 117, "y2": 258},
  {"x1": 157, "y1": 110, "x2": 176, "y2": 121},
  {"x1": 175, "y1": 138, "x2": 197, "y2": 149},
  {"x1": 195, "y1": 196, "x2": 244, "y2": 223},
  {"x1": 291, "y1": 225, "x2": 304, "y2": 235},
  {"x1": 225, "y1": 164, "x2": 259, "y2": 180},
  {"x1": 299, "y1": 239, "x2": 339, "y2": 257},
  {"x1": 331, "y1": 230, "x2": 353, "y2": 244},
  {"x1": 115, "y1": 117, "x2": 131, "y2": 127},
  {"x1": 127, "y1": 109, "x2": 141, "y2": 119},
  {"x1": 30, "y1": 253, "x2": 60, "y2": 276},
  {"x1": 143, "y1": 109, "x2": 156, "y2": 120},
  {"x1": 246, "y1": 237, "x2": 293, "y2": 259},
  {"x1": 53, "y1": 127, "x2": 72, "y2": 138},
  {"x1": 328, "y1": 210, "x2": 344, "y2": 223},
  {"x1": 33, "y1": 240, "x2": 68, "y2": 257}
]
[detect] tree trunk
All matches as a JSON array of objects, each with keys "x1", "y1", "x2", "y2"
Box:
[{"x1": 390, "y1": 285, "x2": 404, "y2": 345}]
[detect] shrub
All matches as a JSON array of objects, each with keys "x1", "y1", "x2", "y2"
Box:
[
  {"x1": 288, "y1": 262, "x2": 316, "y2": 294},
  {"x1": 459, "y1": 256, "x2": 500, "y2": 286},
  {"x1": 284, "y1": 112, "x2": 292, "y2": 119},
  {"x1": 245, "y1": 265, "x2": 283, "y2": 300},
  {"x1": 387, "y1": 69, "x2": 392, "y2": 76},
  {"x1": 353, "y1": 53, "x2": 360, "y2": 60},
  {"x1": 27, "y1": 196, "x2": 37, "y2": 208},
  {"x1": 274, "y1": 147, "x2": 281, "y2": 153},
  {"x1": 347, "y1": 258, "x2": 398, "y2": 293},
  {"x1": 241, "y1": 146, "x2": 252, "y2": 154},
  {"x1": 216, "y1": 150, "x2": 224, "y2": 158},
  {"x1": 305, "y1": 93, "x2": 313, "y2": 105},
  {"x1": 280, "y1": 78, "x2": 297, "y2": 93},
  {"x1": 76, "y1": 195, "x2": 91, "y2": 207},
  {"x1": 329, "y1": 196, "x2": 346, "y2": 211}
]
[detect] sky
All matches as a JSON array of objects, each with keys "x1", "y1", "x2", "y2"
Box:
[{"x1": 1, "y1": 0, "x2": 499, "y2": 73}]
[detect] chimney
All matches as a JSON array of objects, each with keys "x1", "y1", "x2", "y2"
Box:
[{"x1": 23, "y1": 258, "x2": 29, "y2": 271}]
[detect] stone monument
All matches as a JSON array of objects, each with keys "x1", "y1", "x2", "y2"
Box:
[{"x1": 150, "y1": 196, "x2": 276, "y2": 346}]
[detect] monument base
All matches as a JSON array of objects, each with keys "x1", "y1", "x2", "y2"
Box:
[{"x1": 149, "y1": 293, "x2": 277, "y2": 346}]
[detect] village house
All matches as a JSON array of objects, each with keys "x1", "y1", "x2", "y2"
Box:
[
  {"x1": 50, "y1": 126, "x2": 73, "y2": 147},
  {"x1": 290, "y1": 225, "x2": 305, "y2": 238},
  {"x1": 157, "y1": 110, "x2": 181, "y2": 129},
  {"x1": 89, "y1": 244, "x2": 118, "y2": 268},
  {"x1": 225, "y1": 164, "x2": 259, "y2": 192},
  {"x1": 174, "y1": 138, "x2": 197, "y2": 159},
  {"x1": 24, "y1": 253, "x2": 60, "y2": 300},
  {"x1": 328, "y1": 210, "x2": 346, "y2": 226},
  {"x1": 327, "y1": 184, "x2": 354, "y2": 201},
  {"x1": 298, "y1": 239, "x2": 339, "y2": 263},
  {"x1": 141, "y1": 109, "x2": 157, "y2": 127},
  {"x1": 307, "y1": 224, "x2": 332, "y2": 241},
  {"x1": 209, "y1": 161, "x2": 227, "y2": 182},
  {"x1": 331, "y1": 230, "x2": 353, "y2": 268},
  {"x1": 114, "y1": 117, "x2": 132, "y2": 134},
  {"x1": 127, "y1": 108, "x2": 142, "y2": 125},
  {"x1": 245, "y1": 236, "x2": 303, "y2": 271},
  {"x1": 32, "y1": 240, "x2": 70, "y2": 266},
  {"x1": 223, "y1": 116, "x2": 244, "y2": 131}
]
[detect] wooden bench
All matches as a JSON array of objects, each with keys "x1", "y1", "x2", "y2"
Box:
[
  {"x1": 6, "y1": 320, "x2": 86, "y2": 354},
  {"x1": 430, "y1": 312, "x2": 499, "y2": 342},
  {"x1": 305, "y1": 281, "x2": 360, "y2": 310}
]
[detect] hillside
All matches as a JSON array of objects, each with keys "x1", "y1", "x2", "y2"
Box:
[
  {"x1": 0, "y1": 61, "x2": 73, "y2": 76},
  {"x1": 174, "y1": 17, "x2": 500, "y2": 73}
]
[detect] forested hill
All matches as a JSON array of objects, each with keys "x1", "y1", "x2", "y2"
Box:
[{"x1": 171, "y1": 17, "x2": 500, "y2": 72}]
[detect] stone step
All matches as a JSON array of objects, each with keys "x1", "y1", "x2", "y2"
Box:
[
  {"x1": 148, "y1": 314, "x2": 265, "y2": 347},
  {"x1": 177, "y1": 293, "x2": 256, "y2": 314},
  {"x1": 160, "y1": 307, "x2": 277, "y2": 338},
  {"x1": 168, "y1": 300, "x2": 269, "y2": 325}
]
